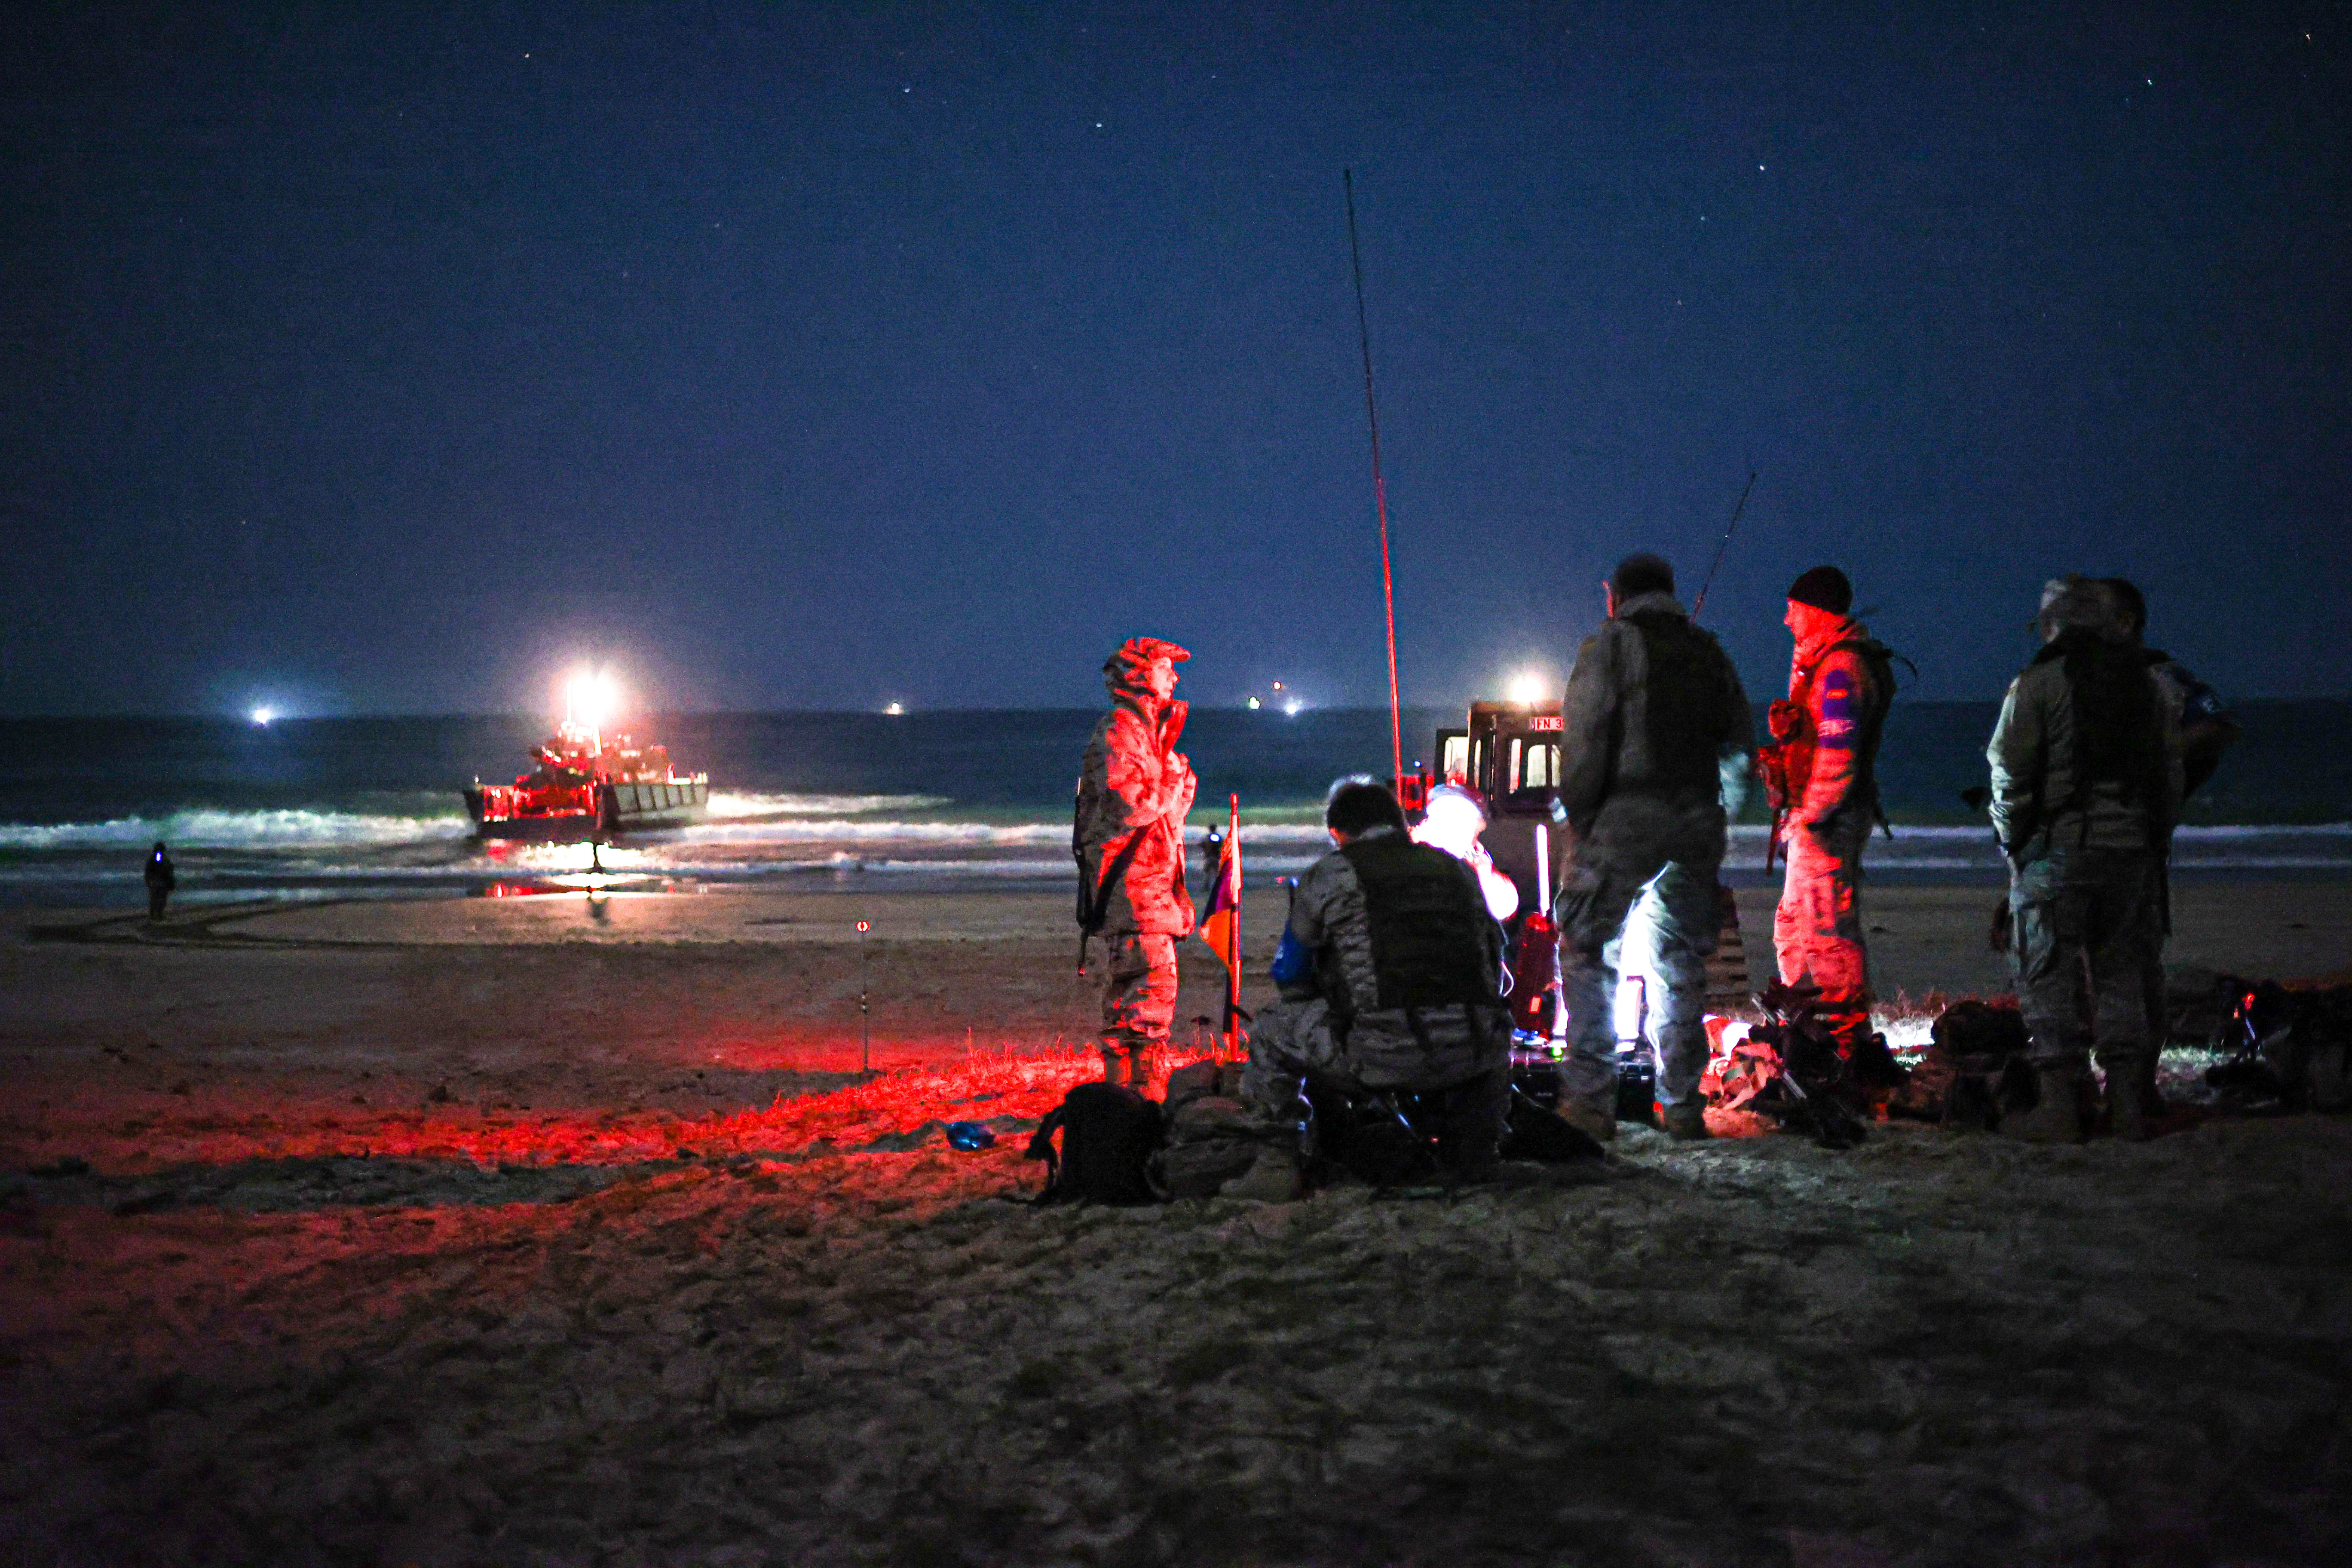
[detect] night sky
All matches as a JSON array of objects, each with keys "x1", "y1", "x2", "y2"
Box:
[{"x1": 5, "y1": 2, "x2": 2347, "y2": 717}]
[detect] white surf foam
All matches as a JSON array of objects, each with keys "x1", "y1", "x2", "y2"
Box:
[
  {"x1": 702, "y1": 791, "x2": 949, "y2": 819},
  {"x1": 0, "y1": 810, "x2": 473, "y2": 851}
]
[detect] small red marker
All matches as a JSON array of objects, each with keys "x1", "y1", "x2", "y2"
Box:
[{"x1": 856, "y1": 920, "x2": 870, "y2": 933}]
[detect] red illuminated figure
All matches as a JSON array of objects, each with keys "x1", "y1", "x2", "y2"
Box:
[
  {"x1": 1764, "y1": 566, "x2": 1897, "y2": 1062},
  {"x1": 1073, "y1": 637, "x2": 1197, "y2": 1090}
]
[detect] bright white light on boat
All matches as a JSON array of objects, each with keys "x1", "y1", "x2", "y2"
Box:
[
  {"x1": 1283, "y1": 700, "x2": 1303, "y2": 717},
  {"x1": 1507, "y1": 671, "x2": 1549, "y2": 704},
  {"x1": 566, "y1": 669, "x2": 620, "y2": 730},
  {"x1": 883, "y1": 702, "x2": 904, "y2": 716},
  {"x1": 250, "y1": 707, "x2": 276, "y2": 726}
]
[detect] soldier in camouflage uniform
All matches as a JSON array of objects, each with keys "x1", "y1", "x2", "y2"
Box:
[
  {"x1": 1986, "y1": 578, "x2": 2182, "y2": 1142},
  {"x1": 1764, "y1": 565, "x2": 1897, "y2": 1058},
  {"x1": 1553, "y1": 554, "x2": 1754, "y2": 1143},
  {"x1": 1074, "y1": 637, "x2": 1197, "y2": 1089},
  {"x1": 1236, "y1": 777, "x2": 1514, "y2": 1193},
  {"x1": 2097, "y1": 577, "x2": 2239, "y2": 1116}
]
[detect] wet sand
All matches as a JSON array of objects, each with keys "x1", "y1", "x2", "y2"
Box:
[{"x1": 3, "y1": 882, "x2": 2351, "y2": 1564}]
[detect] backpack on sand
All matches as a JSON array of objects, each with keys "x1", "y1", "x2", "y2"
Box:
[
  {"x1": 1146, "y1": 1059, "x2": 1294, "y2": 1200},
  {"x1": 1025, "y1": 1081, "x2": 1164, "y2": 1205}
]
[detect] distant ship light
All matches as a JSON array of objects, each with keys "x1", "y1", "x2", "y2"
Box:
[
  {"x1": 1246, "y1": 696, "x2": 1262, "y2": 710},
  {"x1": 250, "y1": 707, "x2": 276, "y2": 726},
  {"x1": 884, "y1": 702, "x2": 905, "y2": 716}
]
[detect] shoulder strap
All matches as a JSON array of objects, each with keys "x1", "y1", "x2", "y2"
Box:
[
  {"x1": 1023, "y1": 1105, "x2": 1069, "y2": 1201},
  {"x1": 1074, "y1": 828, "x2": 1151, "y2": 971}
]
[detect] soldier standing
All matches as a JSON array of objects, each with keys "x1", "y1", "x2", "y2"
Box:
[
  {"x1": 1763, "y1": 565, "x2": 1897, "y2": 1058},
  {"x1": 2098, "y1": 577, "x2": 2239, "y2": 1118},
  {"x1": 1553, "y1": 554, "x2": 1754, "y2": 1142},
  {"x1": 1986, "y1": 578, "x2": 2182, "y2": 1142},
  {"x1": 1074, "y1": 637, "x2": 1197, "y2": 1090}
]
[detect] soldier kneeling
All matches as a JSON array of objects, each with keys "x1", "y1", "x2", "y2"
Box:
[{"x1": 1231, "y1": 777, "x2": 1515, "y2": 1198}]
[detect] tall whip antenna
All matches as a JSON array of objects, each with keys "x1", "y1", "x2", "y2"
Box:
[
  {"x1": 1344, "y1": 168, "x2": 1405, "y2": 788},
  {"x1": 1691, "y1": 469, "x2": 1758, "y2": 620}
]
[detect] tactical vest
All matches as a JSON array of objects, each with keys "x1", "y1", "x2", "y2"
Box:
[
  {"x1": 2033, "y1": 630, "x2": 2168, "y2": 826},
  {"x1": 1332, "y1": 836, "x2": 1499, "y2": 1015},
  {"x1": 1788, "y1": 634, "x2": 1899, "y2": 820},
  {"x1": 1623, "y1": 609, "x2": 1739, "y2": 794}
]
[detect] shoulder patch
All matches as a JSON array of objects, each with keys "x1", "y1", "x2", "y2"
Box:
[{"x1": 1816, "y1": 668, "x2": 1857, "y2": 749}]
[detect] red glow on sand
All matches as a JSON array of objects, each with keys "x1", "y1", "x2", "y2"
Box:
[{"x1": 43, "y1": 1044, "x2": 1241, "y2": 1179}]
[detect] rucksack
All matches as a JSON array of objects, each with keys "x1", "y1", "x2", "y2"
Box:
[
  {"x1": 1145, "y1": 1060, "x2": 1295, "y2": 1200},
  {"x1": 1024, "y1": 1081, "x2": 1164, "y2": 1205},
  {"x1": 1925, "y1": 999, "x2": 2036, "y2": 1132}
]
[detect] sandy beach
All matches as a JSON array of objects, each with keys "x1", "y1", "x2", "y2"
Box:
[{"x1": 4, "y1": 879, "x2": 2351, "y2": 1564}]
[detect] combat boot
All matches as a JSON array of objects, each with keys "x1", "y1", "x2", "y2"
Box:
[
  {"x1": 1556, "y1": 1096, "x2": 1616, "y2": 1145},
  {"x1": 2105, "y1": 1062, "x2": 2151, "y2": 1142},
  {"x1": 1661, "y1": 1101, "x2": 1710, "y2": 1142},
  {"x1": 2002, "y1": 1066, "x2": 2088, "y2": 1144},
  {"x1": 1223, "y1": 1144, "x2": 1303, "y2": 1202}
]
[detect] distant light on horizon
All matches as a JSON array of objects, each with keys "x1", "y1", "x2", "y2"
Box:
[
  {"x1": 1507, "y1": 671, "x2": 1550, "y2": 704},
  {"x1": 250, "y1": 707, "x2": 276, "y2": 726},
  {"x1": 883, "y1": 701, "x2": 905, "y2": 716},
  {"x1": 1283, "y1": 699, "x2": 1303, "y2": 717},
  {"x1": 1246, "y1": 695, "x2": 1262, "y2": 710}
]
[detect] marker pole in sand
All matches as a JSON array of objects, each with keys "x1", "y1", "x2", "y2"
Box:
[
  {"x1": 1225, "y1": 793, "x2": 1242, "y2": 1057},
  {"x1": 856, "y1": 920, "x2": 871, "y2": 1072}
]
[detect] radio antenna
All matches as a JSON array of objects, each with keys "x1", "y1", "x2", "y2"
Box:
[
  {"x1": 1690, "y1": 469, "x2": 1758, "y2": 620},
  {"x1": 1344, "y1": 168, "x2": 1405, "y2": 788}
]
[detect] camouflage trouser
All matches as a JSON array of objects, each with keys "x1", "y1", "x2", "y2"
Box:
[
  {"x1": 1555, "y1": 842, "x2": 1721, "y2": 1112},
  {"x1": 1095, "y1": 931, "x2": 1177, "y2": 1082},
  {"x1": 2010, "y1": 846, "x2": 2162, "y2": 1075},
  {"x1": 1237, "y1": 997, "x2": 1347, "y2": 1113},
  {"x1": 1774, "y1": 827, "x2": 1871, "y2": 1015},
  {"x1": 1239, "y1": 998, "x2": 1510, "y2": 1176}
]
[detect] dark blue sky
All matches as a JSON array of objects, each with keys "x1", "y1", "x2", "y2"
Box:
[{"x1": 4, "y1": 2, "x2": 2346, "y2": 717}]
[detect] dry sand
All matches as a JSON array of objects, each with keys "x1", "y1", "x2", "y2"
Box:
[{"x1": 3, "y1": 881, "x2": 2351, "y2": 1565}]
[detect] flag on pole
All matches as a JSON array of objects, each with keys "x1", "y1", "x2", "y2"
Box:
[{"x1": 1197, "y1": 795, "x2": 1245, "y2": 1042}]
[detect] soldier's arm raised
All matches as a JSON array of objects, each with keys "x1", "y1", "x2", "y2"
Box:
[{"x1": 1102, "y1": 710, "x2": 1186, "y2": 824}]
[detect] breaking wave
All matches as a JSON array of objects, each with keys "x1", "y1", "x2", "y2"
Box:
[{"x1": 0, "y1": 810, "x2": 473, "y2": 851}]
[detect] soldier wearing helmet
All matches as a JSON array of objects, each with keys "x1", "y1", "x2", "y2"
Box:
[{"x1": 1073, "y1": 637, "x2": 1198, "y2": 1089}]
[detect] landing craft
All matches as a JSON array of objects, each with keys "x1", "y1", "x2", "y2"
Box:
[{"x1": 464, "y1": 673, "x2": 710, "y2": 840}]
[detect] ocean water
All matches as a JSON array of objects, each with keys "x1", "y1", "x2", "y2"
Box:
[{"x1": 2, "y1": 701, "x2": 2347, "y2": 907}]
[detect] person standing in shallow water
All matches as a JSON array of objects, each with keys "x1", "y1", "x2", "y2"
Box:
[
  {"x1": 1073, "y1": 637, "x2": 1197, "y2": 1090},
  {"x1": 144, "y1": 842, "x2": 175, "y2": 921}
]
